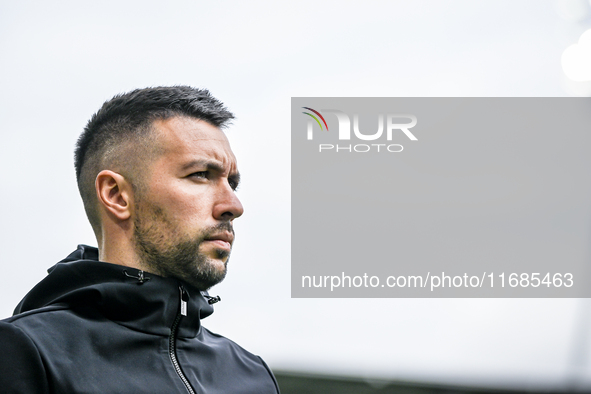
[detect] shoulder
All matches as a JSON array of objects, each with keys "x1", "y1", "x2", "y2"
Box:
[
  {"x1": 4, "y1": 304, "x2": 128, "y2": 364},
  {"x1": 197, "y1": 327, "x2": 281, "y2": 393},
  {"x1": 201, "y1": 326, "x2": 264, "y2": 363},
  {"x1": 0, "y1": 320, "x2": 51, "y2": 393},
  {"x1": 5, "y1": 304, "x2": 92, "y2": 340}
]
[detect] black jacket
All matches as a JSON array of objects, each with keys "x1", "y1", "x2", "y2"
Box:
[{"x1": 0, "y1": 245, "x2": 280, "y2": 393}]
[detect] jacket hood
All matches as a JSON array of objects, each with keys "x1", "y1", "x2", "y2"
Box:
[{"x1": 13, "y1": 244, "x2": 216, "y2": 338}]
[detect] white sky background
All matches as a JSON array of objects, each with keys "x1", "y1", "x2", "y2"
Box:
[{"x1": 1, "y1": 0, "x2": 591, "y2": 391}]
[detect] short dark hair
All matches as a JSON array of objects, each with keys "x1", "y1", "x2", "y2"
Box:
[{"x1": 74, "y1": 86, "x2": 235, "y2": 235}]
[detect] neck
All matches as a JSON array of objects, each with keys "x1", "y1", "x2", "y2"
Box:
[{"x1": 98, "y1": 231, "x2": 145, "y2": 271}]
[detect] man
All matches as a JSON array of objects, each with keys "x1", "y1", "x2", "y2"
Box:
[{"x1": 0, "y1": 86, "x2": 281, "y2": 393}]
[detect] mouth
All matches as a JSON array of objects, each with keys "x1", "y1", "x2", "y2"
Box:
[{"x1": 203, "y1": 232, "x2": 234, "y2": 251}]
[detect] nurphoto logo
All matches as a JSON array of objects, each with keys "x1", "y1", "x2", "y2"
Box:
[{"x1": 301, "y1": 107, "x2": 418, "y2": 153}]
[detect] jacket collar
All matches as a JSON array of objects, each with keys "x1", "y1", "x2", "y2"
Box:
[{"x1": 14, "y1": 245, "x2": 216, "y2": 338}]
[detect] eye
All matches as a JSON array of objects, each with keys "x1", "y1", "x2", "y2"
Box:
[
  {"x1": 189, "y1": 171, "x2": 208, "y2": 179},
  {"x1": 228, "y1": 174, "x2": 240, "y2": 191},
  {"x1": 229, "y1": 179, "x2": 239, "y2": 191}
]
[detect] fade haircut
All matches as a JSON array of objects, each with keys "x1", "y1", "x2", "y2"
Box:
[{"x1": 74, "y1": 86, "x2": 235, "y2": 236}]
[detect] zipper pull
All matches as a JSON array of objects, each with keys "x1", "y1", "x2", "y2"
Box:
[{"x1": 179, "y1": 286, "x2": 189, "y2": 317}]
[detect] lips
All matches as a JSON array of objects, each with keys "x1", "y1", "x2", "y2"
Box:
[{"x1": 203, "y1": 232, "x2": 234, "y2": 250}]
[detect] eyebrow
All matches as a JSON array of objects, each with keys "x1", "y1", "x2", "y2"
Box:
[
  {"x1": 182, "y1": 159, "x2": 241, "y2": 186},
  {"x1": 182, "y1": 159, "x2": 223, "y2": 172}
]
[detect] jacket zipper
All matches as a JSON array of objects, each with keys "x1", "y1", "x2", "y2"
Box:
[{"x1": 169, "y1": 285, "x2": 196, "y2": 394}]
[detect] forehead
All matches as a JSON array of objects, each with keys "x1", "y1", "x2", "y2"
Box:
[{"x1": 150, "y1": 116, "x2": 237, "y2": 169}]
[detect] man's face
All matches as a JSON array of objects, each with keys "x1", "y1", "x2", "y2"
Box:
[{"x1": 131, "y1": 116, "x2": 243, "y2": 290}]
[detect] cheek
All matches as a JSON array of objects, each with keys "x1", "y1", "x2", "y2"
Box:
[
  {"x1": 146, "y1": 178, "x2": 212, "y2": 220},
  {"x1": 161, "y1": 190, "x2": 210, "y2": 220}
]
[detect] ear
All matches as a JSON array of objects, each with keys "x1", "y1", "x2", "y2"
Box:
[{"x1": 95, "y1": 170, "x2": 132, "y2": 222}]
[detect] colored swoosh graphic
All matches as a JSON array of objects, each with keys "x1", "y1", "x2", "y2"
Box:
[
  {"x1": 302, "y1": 112, "x2": 323, "y2": 130},
  {"x1": 302, "y1": 107, "x2": 329, "y2": 131}
]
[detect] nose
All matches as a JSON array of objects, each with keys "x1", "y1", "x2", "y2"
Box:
[{"x1": 213, "y1": 181, "x2": 244, "y2": 221}]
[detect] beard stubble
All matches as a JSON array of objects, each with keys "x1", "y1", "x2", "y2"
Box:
[{"x1": 132, "y1": 198, "x2": 232, "y2": 291}]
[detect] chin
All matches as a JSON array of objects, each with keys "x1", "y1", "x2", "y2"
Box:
[{"x1": 206, "y1": 258, "x2": 228, "y2": 272}]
